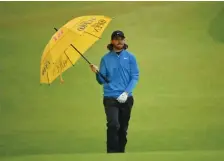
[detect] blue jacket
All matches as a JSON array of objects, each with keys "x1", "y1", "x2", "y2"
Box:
[{"x1": 96, "y1": 50, "x2": 139, "y2": 98}]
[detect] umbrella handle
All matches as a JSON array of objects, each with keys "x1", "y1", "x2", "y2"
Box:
[{"x1": 96, "y1": 70, "x2": 110, "y2": 84}]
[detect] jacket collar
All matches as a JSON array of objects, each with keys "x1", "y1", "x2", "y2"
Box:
[{"x1": 111, "y1": 49, "x2": 125, "y2": 56}]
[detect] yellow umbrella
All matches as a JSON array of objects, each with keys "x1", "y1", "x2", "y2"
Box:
[{"x1": 40, "y1": 15, "x2": 111, "y2": 85}]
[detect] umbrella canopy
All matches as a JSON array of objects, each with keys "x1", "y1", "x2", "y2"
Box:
[{"x1": 40, "y1": 15, "x2": 111, "y2": 85}]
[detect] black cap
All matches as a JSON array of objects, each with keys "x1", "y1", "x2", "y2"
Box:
[{"x1": 111, "y1": 30, "x2": 125, "y2": 40}]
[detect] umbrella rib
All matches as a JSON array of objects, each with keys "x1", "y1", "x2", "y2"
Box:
[
  {"x1": 47, "y1": 71, "x2": 50, "y2": 86},
  {"x1": 84, "y1": 31, "x2": 101, "y2": 39},
  {"x1": 64, "y1": 50, "x2": 74, "y2": 66}
]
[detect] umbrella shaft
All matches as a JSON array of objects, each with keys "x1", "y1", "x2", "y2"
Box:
[
  {"x1": 54, "y1": 27, "x2": 91, "y2": 65},
  {"x1": 70, "y1": 44, "x2": 91, "y2": 65},
  {"x1": 70, "y1": 44, "x2": 109, "y2": 83}
]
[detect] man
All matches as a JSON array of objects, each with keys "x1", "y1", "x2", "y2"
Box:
[{"x1": 90, "y1": 30, "x2": 139, "y2": 153}]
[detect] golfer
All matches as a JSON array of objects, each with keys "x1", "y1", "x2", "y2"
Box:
[{"x1": 90, "y1": 30, "x2": 139, "y2": 153}]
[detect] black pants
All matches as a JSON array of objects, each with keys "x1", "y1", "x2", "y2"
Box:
[{"x1": 103, "y1": 96, "x2": 134, "y2": 153}]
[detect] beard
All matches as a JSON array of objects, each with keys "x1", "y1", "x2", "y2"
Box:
[{"x1": 113, "y1": 43, "x2": 124, "y2": 50}]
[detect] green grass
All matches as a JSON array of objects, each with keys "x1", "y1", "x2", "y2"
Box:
[
  {"x1": 0, "y1": 1, "x2": 224, "y2": 161},
  {"x1": 2, "y1": 151, "x2": 224, "y2": 161}
]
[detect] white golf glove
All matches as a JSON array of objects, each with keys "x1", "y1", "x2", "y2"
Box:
[{"x1": 117, "y1": 92, "x2": 128, "y2": 103}]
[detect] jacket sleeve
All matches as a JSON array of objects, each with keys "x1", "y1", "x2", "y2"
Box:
[
  {"x1": 125, "y1": 55, "x2": 139, "y2": 93},
  {"x1": 96, "y1": 57, "x2": 107, "y2": 85}
]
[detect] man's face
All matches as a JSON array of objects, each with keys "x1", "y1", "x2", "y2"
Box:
[{"x1": 111, "y1": 36, "x2": 125, "y2": 50}]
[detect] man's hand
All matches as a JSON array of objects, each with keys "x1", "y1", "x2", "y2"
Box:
[
  {"x1": 90, "y1": 64, "x2": 99, "y2": 73},
  {"x1": 117, "y1": 92, "x2": 128, "y2": 103}
]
